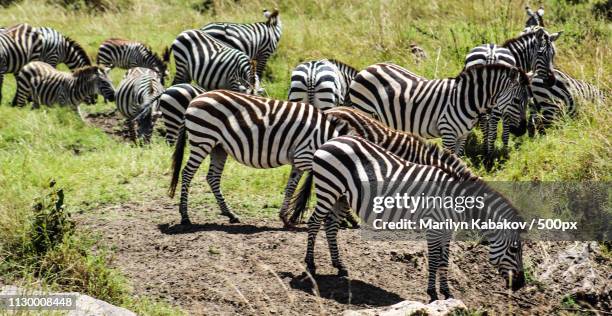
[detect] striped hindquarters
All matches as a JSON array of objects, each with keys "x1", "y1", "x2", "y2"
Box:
[
  {"x1": 288, "y1": 59, "x2": 343, "y2": 110},
  {"x1": 159, "y1": 83, "x2": 206, "y2": 144},
  {"x1": 0, "y1": 23, "x2": 43, "y2": 74},
  {"x1": 115, "y1": 67, "x2": 165, "y2": 119}
]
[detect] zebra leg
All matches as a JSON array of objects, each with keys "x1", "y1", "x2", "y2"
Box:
[
  {"x1": 478, "y1": 113, "x2": 489, "y2": 155},
  {"x1": 501, "y1": 119, "x2": 511, "y2": 150},
  {"x1": 324, "y1": 211, "x2": 348, "y2": 277},
  {"x1": 437, "y1": 232, "x2": 453, "y2": 299},
  {"x1": 455, "y1": 135, "x2": 468, "y2": 157},
  {"x1": 278, "y1": 166, "x2": 303, "y2": 226},
  {"x1": 485, "y1": 112, "x2": 501, "y2": 167},
  {"x1": 179, "y1": 143, "x2": 213, "y2": 225},
  {"x1": 206, "y1": 147, "x2": 240, "y2": 223},
  {"x1": 127, "y1": 120, "x2": 136, "y2": 142},
  {"x1": 426, "y1": 236, "x2": 440, "y2": 302},
  {"x1": 305, "y1": 204, "x2": 329, "y2": 275}
]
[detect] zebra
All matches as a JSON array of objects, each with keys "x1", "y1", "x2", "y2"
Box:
[
  {"x1": 517, "y1": 8, "x2": 606, "y2": 134},
  {"x1": 96, "y1": 38, "x2": 169, "y2": 84},
  {"x1": 348, "y1": 63, "x2": 531, "y2": 155},
  {"x1": 157, "y1": 83, "x2": 205, "y2": 145},
  {"x1": 168, "y1": 90, "x2": 349, "y2": 226},
  {"x1": 13, "y1": 61, "x2": 115, "y2": 110},
  {"x1": 287, "y1": 59, "x2": 357, "y2": 110},
  {"x1": 0, "y1": 23, "x2": 43, "y2": 103},
  {"x1": 201, "y1": 8, "x2": 282, "y2": 79},
  {"x1": 529, "y1": 68, "x2": 606, "y2": 134},
  {"x1": 115, "y1": 67, "x2": 165, "y2": 142},
  {"x1": 463, "y1": 44, "x2": 529, "y2": 160},
  {"x1": 522, "y1": 5, "x2": 545, "y2": 34},
  {"x1": 170, "y1": 29, "x2": 262, "y2": 94},
  {"x1": 302, "y1": 135, "x2": 525, "y2": 301},
  {"x1": 36, "y1": 27, "x2": 91, "y2": 70}
]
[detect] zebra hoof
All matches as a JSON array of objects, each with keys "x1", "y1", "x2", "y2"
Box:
[
  {"x1": 337, "y1": 269, "x2": 349, "y2": 277},
  {"x1": 229, "y1": 217, "x2": 241, "y2": 224},
  {"x1": 180, "y1": 218, "x2": 192, "y2": 226},
  {"x1": 427, "y1": 289, "x2": 438, "y2": 302},
  {"x1": 443, "y1": 293, "x2": 454, "y2": 300}
]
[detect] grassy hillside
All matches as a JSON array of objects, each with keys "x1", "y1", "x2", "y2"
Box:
[{"x1": 0, "y1": 0, "x2": 610, "y2": 314}]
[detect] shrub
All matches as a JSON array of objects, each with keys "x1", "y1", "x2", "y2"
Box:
[{"x1": 48, "y1": 0, "x2": 132, "y2": 13}]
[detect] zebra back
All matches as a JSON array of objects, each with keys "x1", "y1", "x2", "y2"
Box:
[
  {"x1": 464, "y1": 44, "x2": 516, "y2": 69},
  {"x1": 158, "y1": 83, "x2": 206, "y2": 145},
  {"x1": 0, "y1": 23, "x2": 43, "y2": 74},
  {"x1": 324, "y1": 107, "x2": 478, "y2": 181},
  {"x1": 201, "y1": 8, "x2": 281, "y2": 78},
  {"x1": 97, "y1": 38, "x2": 167, "y2": 82},
  {"x1": 37, "y1": 27, "x2": 91, "y2": 69}
]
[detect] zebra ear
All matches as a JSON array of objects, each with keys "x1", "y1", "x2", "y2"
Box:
[
  {"x1": 525, "y1": 6, "x2": 534, "y2": 17},
  {"x1": 549, "y1": 31, "x2": 562, "y2": 42},
  {"x1": 536, "y1": 6, "x2": 544, "y2": 17}
]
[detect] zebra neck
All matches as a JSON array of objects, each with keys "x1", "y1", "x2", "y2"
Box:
[{"x1": 504, "y1": 36, "x2": 536, "y2": 72}]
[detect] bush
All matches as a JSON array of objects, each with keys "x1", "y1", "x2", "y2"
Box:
[
  {"x1": 592, "y1": 0, "x2": 612, "y2": 20},
  {"x1": 30, "y1": 180, "x2": 74, "y2": 255},
  {"x1": 48, "y1": 0, "x2": 131, "y2": 13}
]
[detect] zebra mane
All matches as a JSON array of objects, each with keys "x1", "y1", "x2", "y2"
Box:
[
  {"x1": 72, "y1": 65, "x2": 101, "y2": 78},
  {"x1": 502, "y1": 27, "x2": 545, "y2": 47},
  {"x1": 65, "y1": 36, "x2": 92, "y2": 65},
  {"x1": 456, "y1": 63, "x2": 530, "y2": 85},
  {"x1": 328, "y1": 59, "x2": 359, "y2": 79}
]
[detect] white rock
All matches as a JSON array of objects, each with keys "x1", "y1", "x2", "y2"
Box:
[
  {"x1": 0, "y1": 285, "x2": 136, "y2": 316},
  {"x1": 342, "y1": 299, "x2": 467, "y2": 316}
]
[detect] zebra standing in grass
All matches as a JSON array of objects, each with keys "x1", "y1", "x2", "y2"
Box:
[
  {"x1": 0, "y1": 23, "x2": 43, "y2": 103},
  {"x1": 13, "y1": 61, "x2": 115, "y2": 110},
  {"x1": 348, "y1": 63, "x2": 531, "y2": 155},
  {"x1": 157, "y1": 83, "x2": 205, "y2": 145},
  {"x1": 201, "y1": 8, "x2": 282, "y2": 79},
  {"x1": 302, "y1": 135, "x2": 525, "y2": 301},
  {"x1": 96, "y1": 38, "x2": 169, "y2": 84},
  {"x1": 170, "y1": 29, "x2": 261, "y2": 94},
  {"x1": 463, "y1": 44, "x2": 529, "y2": 160},
  {"x1": 115, "y1": 67, "x2": 165, "y2": 142},
  {"x1": 168, "y1": 90, "x2": 349, "y2": 226},
  {"x1": 288, "y1": 59, "x2": 358, "y2": 110}
]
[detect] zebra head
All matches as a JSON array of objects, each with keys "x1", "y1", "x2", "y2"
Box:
[
  {"x1": 263, "y1": 9, "x2": 281, "y2": 27},
  {"x1": 503, "y1": 70, "x2": 533, "y2": 137},
  {"x1": 533, "y1": 28, "x2": 562, "y2": 87},
  {"x1": 525, "y1": 6, "x2": 544, "y2": 29},
  {"x1": 94, "y1": 66, "x2": 116, "y2": 102},
  {"x1": 236, "y1": 60, "x2": 264, "y2": 95},
  {"x1": 488, "y1": 229, "x2": 525, "y2": 291}
]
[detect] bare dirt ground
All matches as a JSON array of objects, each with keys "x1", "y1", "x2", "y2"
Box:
[{"x1": 77, "y1": 200, "x2": 612, "y2": 316}]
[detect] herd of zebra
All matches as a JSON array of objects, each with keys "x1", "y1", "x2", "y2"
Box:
[{"x1": 0, "y1": 6, "x2": 606, "y2": 302}]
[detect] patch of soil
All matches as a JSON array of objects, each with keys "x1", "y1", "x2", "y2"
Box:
[
  {"x1": 85, "y1": 109, "x2": 131, "y2": 140},
  {"x1": 77, "y1": 201, "x2": 612, "y2": 315}
]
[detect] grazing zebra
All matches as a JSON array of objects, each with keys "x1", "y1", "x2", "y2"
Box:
[
  {"x1": 13, "y1": 61, "x2": 115, "y2": 110},
  {"x1": 303, "y1": 135, "x2": 525, "y2": 301},
  {"x1": 168, "y1": 90, "x2": 349, "y2": 225},
  {"x1": 115, "y1": 67, "x2": 165, "y2": 142},
  {"x1": 287, "y1": 59, "x2": 359, "y2": 110},
  {"x1": 157, "y1": 83, "x2": 206, "y2": 145},
  {"x1": 201, "y1": 8, "x2": 282, "y2": 79},
  {"x1": 96, "y1": 38, "x2": 169, "y2": 84},
  {"x1": 170, "y1": 29, "x2": 261, "y2": 94},
  {"x1": 348, "y1": 63, "x2": 531, "y2": 155},
  {"x1": 0, "y1": 23, "x2": 43, "y2": 103},
  {"x1": 37, "y1": 27, "x2": 91, "y2": 70},
  {"x1": 529, "y1": 69, "x2": 606, "y2": 134}
]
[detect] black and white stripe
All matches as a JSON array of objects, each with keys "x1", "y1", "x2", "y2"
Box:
[
  {"x1": 348, "y1": 63, "x2": 531, "y2": 155},
  {"x1": 168, "y1": 90, "x2": 349, "y2": 226},
  {"x1": 170, "y1": 29, "x2": 261, "y2": 94},
  {"x1": 13, "y1": 61, "x2": 115, "y2": 109},
  {"x1": 304, "y1": 135, "x2": 525, "y2": 301},
  {"x1": 97, "y1": 38, "x2": 169, "y2": 84},
  {"x1": 115, "y1": 67, "x2": 165, "y2": 141},
  {"x1": 37, "y1": 27, "x2": 91, "y2": 70},
  {"x1": 0, "y1": 23, "x2": 43, "y2": 103},
  {"x1": 201, "y1": 9, "x2": 282, "y2": 79},
  {"x1": 288, "y1": 59, "x2": 358, "y2": 110},
  {"x1": 158, "y1": 83, "x2": 205, "y2": 145}
]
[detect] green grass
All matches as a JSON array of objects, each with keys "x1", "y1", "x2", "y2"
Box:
[{"x1": 0, "y1": 0, "x2": 610, "y2": 314}]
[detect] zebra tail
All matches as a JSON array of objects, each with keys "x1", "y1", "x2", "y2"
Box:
[
  {"x1": 288, "y1": 172, "x2": 314, "y2": 225},
  {"x1": 168, "y1": 126, "x2": 187, "y2": 198}
]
